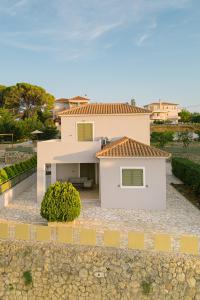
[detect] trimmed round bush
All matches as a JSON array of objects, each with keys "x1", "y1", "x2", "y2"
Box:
[{"x1": 40, "y1": 181, "x2": 81, "y2": 222}]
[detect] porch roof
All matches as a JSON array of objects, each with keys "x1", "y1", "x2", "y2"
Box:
[{"x1": 96, "y1": 137, "x2": 170, "y2": 158}]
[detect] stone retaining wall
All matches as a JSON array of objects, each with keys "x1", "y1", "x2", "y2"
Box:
[{"x1": 0, "y1": 240, "x2": 200, "y2": 299}]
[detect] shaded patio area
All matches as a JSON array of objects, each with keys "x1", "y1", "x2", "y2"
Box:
[{"x1": 0, "y1": 163, "x2": 200, "y2": 238}]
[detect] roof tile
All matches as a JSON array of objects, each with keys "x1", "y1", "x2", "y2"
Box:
[
  {"x1": 59, "y1": 103, "x2": 150, "y2": 115},
  {"x1": 96, "y1": 137, "x2": 170, "y2": 158}
]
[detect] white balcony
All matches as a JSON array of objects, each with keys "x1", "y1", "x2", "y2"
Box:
[{"x1": 37, "y1": 140, "x2": 101, "y2": 164}]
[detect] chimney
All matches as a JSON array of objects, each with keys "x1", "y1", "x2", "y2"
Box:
[{"x1": 131, "y1": 99, "x2": 136, "y2": 106}]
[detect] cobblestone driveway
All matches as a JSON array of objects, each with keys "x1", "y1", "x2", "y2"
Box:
[{"x1": 0, "y1": 163, "x2": 200, "y2": 236}]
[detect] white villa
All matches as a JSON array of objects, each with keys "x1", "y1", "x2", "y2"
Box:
[
  {"x1": 144, "y1": 100, "x2": 181, "y2": 124},
  {"x1": 37, "y1": 101, "x2": 169, "y2": 210}
]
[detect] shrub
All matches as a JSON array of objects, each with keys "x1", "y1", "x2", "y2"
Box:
[
  {"x1": 0, "y1": 155, "x2": 37, "y2": 181},
  {"x1": 10, "y1": 165, "x2": 19, "y2": 176},
  {"x1": 0, "y1": 169, "x2": 8, "y2": 182},
  {"x1": 3, "y1": 166, "x2": 15, "y2": 179},
  {"x1": 23, "y1": 270, "x2": 33, "y2": 286},
  {"x1": 141, "y1": 280, "x2": 152, "y2": 296},
  {"x1": 19, "y1": 162, "x2": 27, "y2": 171},
  {"x1": 151, "y1": 131, "x2": 174, "y2": 148},
  {"x1": 41, "y1": 181, "x2": 81, "y2": 222},
  {"x1": 14, "y1": 163, "x2": 22, "y2": 174},
  {"x1": 172, "y1": 157, "x2": 200, "y2": 195}
]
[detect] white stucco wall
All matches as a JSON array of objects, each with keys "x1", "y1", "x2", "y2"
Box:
[
  {"x1": 61, "y1": 114, "x2": 150, "y2": 145},
  {"x1": 37, "y1": 140, "x2": 100, "y2": 201},
  {"x1": 56, "y1": 163, "x2": 79, "y2": 181},
  {"x1": 99, "y1": 158, "x2": 166, "y2": 210},
  {"x1": 0, "y1": 173, "x2": 36, "y2": 208}
]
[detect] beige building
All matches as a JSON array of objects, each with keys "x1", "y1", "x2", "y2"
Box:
[
  {"x1": 37, "y1": 102, "x2": 170, "y2": 210},
  {"x1": 54, "y1": 96, "x2": 90, "y2": 120},
  {"x1": 144, "y1": 100, "x2": 181, "y2": 123}
]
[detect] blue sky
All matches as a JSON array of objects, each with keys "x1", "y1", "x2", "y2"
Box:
[{"x1": 0, "y1": 0, "x2": 200, "y2": 110}]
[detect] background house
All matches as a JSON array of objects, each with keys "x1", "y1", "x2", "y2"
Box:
[
  {"x1": 144, "y1": 100, "x2": 181, "y2": 123},
  {"x1": 53, "y1": 96, "x2": 90, "y2": 125}
]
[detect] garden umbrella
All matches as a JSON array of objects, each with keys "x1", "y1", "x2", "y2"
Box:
[{"x1": 31, "y1": 130, "x2": 43, "y2": 141}]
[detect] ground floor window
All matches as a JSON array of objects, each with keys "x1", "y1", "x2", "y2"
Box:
[{"x1": 120, "y1": 167, "x2": 145, "y2": 188}]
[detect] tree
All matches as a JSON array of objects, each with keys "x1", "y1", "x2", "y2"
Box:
[
  {"x1": 3, "y1": 83, "x2": 54, "y2": 118},
  {"x1": 36, "y1": 108, "x2": 53, "y2": 123},
  {"x1": 18, "y1": 116, "x2": 44, "y2": 139},
  {"x1": 178, "y1": 109, "x2": 191, "y2": 123},
  {"x1": 0, "y1": 85, "x2": 6, "y2": 107},
  {"x1": 151, "y1": 131, "x2": 174, "y2": 148},
  {"x1": 191, "y1": 113, "x2": 200, "y2": 123},
  {"x1": 178, "y1": 131, "x2": 193, "y2": 148},
  {"x1": 0, "y1": 110, "x2": 23, "y2": 141}
]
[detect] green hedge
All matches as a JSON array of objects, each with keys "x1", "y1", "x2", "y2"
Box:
[
  {"x1": 0, "y1": 156, "x2": 37, "y2": 184},
  {"x1": 171, "y1": 157, "x2": 200, "y2": 195}
]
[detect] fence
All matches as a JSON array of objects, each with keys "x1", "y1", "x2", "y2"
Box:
[
  {"x1": 0, "y1": 221, "x2": 199, "y2": 256},
  {"x1": 0, "y1": 167, "x2": 36, "y2": 194}
]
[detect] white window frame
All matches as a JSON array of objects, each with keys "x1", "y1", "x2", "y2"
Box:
[
  {"x1": 76, "y1": 121, "x2": 94, "y2": 142},
  {"x1": 120, "y1": 167, "x2": 145, "y2": 189}
]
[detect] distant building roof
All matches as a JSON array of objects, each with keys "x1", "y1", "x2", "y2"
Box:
[
  {"x1": 59, "y1": 103, "x2": 150, "y2": 116},
  {"x1": 56, "y1": 96, "x2": 90, "y2": 104},
  {"x1": 144, "y1": 101, "x2": 179, "y2": 106},
  {"x1": 96, "y1": 136, "x2": 170, "y2": 158}
]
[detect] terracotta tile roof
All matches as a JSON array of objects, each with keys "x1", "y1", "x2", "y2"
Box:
[
  {"x1": 144, "y1": 101, "x2": 179, "y2": 106},
  {"x1": 59, "y1": 103, "x2": 150, "y2": 116},
  {"x1": 70, "y1": 96, "x2": 90, "y2": 101},
  {"x1": 96, "y1": 137, "x2": 170, "y2": 158},
  {"x1": 56, "y1": 98, "x2": 69, "y2": 103},
  {"x1": 56, "y1": 96, "x2": 90, "y2": 104}
]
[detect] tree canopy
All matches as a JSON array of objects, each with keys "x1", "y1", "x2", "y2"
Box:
[
  {"x1": 178, "y1": 109, "x2": 192, "y2": 123},
  {"x1": 0, "y1": 85, "x2": 6, "y2": 107},
  {"x1": 3, "y1": 82, "x2": 54, "y2": 118},
  {"x1": 178, "y1": 109, "x2": 200, "y2": 123}
]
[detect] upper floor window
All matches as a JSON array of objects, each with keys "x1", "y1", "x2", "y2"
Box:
[
  {"x1": 120, "y1": 167, "x2": 145, "y2": 188},
  {"x1": 77, "y1": 122, "x2": 93, "y2": 141}
]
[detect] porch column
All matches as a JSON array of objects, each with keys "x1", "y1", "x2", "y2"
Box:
[
  {"x1": 37, "y1": 163, "x2": 46, "y2": 203},
  {"x1": 51, "y1": 163, "x2": 57, "y2": 184}
]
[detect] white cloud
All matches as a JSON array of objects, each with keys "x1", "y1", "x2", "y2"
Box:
[
  {"x1": 88, "y1": 22, "x2": 123, "y2": 40},
  {"x1": 0, "y1": 0, "x2": 28, "y2": 16},
  {"x1": 0, "y1": 0, "x2": 192, "y2": 57},
  {"x1": 136, "y1": 33, "x2": 149, "y2": 46}
]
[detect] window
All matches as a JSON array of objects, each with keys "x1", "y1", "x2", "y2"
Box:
[
  {"x1": 121, "y1": 167, "x2": 145, "y2": 188},
  {"x1": 77, "y1": 123, "x2": 93, "y2": 141}
]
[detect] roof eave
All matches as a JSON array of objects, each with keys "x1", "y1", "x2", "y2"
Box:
[
  {"x1": 59, "y1": 112, "x2": 151, "y2": 117},
  {"x1": 96, "y1": 155, "x2": 170, "y2": 159}
]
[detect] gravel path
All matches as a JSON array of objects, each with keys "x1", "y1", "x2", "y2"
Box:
[{"x1": 0, "y1": 163, "x2": 200, "y2": 236}]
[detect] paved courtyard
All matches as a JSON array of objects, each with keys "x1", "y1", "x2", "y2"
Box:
[{"x1": 0, "y1": 163, "x2": 200, "y2": 237}]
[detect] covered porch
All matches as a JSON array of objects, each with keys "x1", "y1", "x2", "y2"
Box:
[{"x1": 45, "y1": 162, "x2": 100, "y2": 201}]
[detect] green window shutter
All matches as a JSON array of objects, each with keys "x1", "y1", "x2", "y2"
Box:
[
  {"x1": 77, "y1": 123, "x2": 93, "y2": 141},
  {"x1": 122, "y1": 169, "x2": 144, "y2": 187}
]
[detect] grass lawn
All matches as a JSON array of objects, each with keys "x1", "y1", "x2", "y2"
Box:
[{"x1": 164, "y1": 142, "x2": 200, "y2": 164}]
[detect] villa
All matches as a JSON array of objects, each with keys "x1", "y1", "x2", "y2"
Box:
[
  {"x1": 144, "y1": 100, "x2": 181, "y2": 124},
  {"x1": 37, "y1": 101, "x2": 170, "y2": 210}
]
